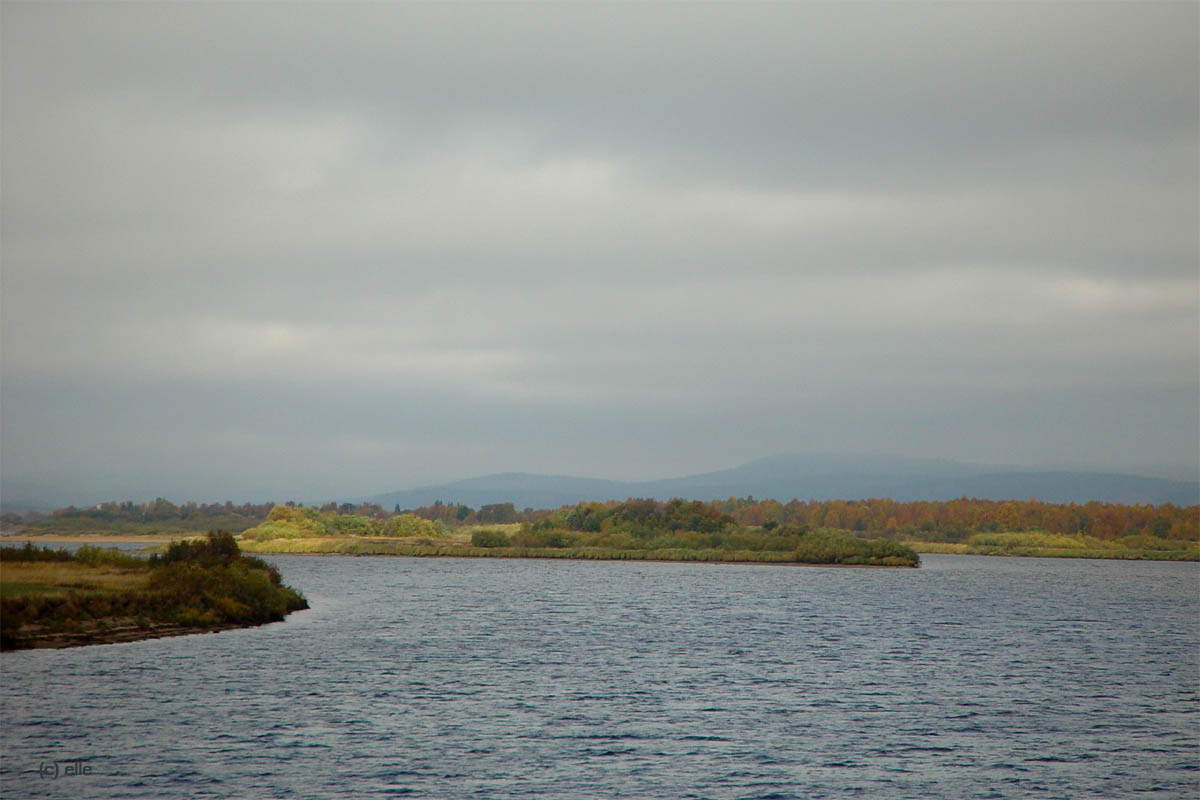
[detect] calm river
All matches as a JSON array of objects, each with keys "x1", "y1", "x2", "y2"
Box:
[{"x1": 2, "y1": 554, "x2": 1197, "y2": 799}]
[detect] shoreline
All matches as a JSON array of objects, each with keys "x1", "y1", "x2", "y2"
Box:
[
  {"x1": 251, "y1": 549, "x2": 907, "y2": 567},
  {"x1": 7, "y1": 533, "x2": 1191, "y2": 562},
  {"x1": 2, "y1": 618, "x2": 287, "y2": 651},
  {"x1": 1, "y1": 533, "x2": 309, "y2": 652},
  {"x1": 237, "y1": 538, "x2": 917, "y2": 567},
  {"x1": 240, "y1": 539, "x2": 1194, "y2": 563}
]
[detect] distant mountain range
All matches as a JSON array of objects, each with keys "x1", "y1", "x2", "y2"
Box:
[{"x1": 361, "y1": 454, "x2": 1200, "y2": 510}]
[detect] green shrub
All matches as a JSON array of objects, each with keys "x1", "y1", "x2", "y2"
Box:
[
  {"x1": 381, "y1": 513, "x2": 447, "y2": 538},
  {"x1": 511, "y1": 528, "x2": 576, "y2": 548},
  {"x1": 240, "y1": 521, "x2": 312, "y2": 541},
  {"x1": 967, "y1": 531, "x2": 1084, "y2": 550},
  {"x1": 0, "y1": 542, "x2": 73, "y2": 562},
  {"x1": 329, "y1": 515, "x2": 378, "y2": 536},
  {"x1": 73, "y1": 545, "x2": 144, "y2": 567},
  {"x1": 793, "y1": 529, "x2": 919, "y2": 566},
  {"x1": 471, "y1": 529, "x2": 512, "y2": 547}
]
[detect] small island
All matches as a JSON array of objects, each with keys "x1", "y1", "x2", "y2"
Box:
[
  {"x1": 236, "y1": 499, "x2": 921, "y2": 567},
  {"x1": 1, "y1": 532, "x2": 308, "y2": 651}
]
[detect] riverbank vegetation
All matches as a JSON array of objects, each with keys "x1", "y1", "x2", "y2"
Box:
[
  {"x1": 238, "y1": 503, "x2": 448, "y2": 541},
  {"x1": 10, "y1": 494, "x2": 1195, "y2": 561},
  {"x1": 0, "y1": 532, "x2": 308, "y2": 650},
  {"x1": 7, "y1": 499, "x2": 275, "y2": 536},
  {"x1": 714, "y1": 496, "x2": 1198, "y2": 544},
  {"x1": 238, "y1": 533, "x2": 916, "y2": 566},
  {"x1": 239, "y1": 500, "x2": 920, "y2": 567},
  {"x1": 902, "y1": 530, "x2": 1198, "y2": 560}
]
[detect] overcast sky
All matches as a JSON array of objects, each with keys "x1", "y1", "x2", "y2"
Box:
[{"x1": 2, "y1": 2, "x2": 1197, "y2": 506}]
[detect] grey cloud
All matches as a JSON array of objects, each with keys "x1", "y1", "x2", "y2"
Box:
[
  {"x1": 2, "y1": 2, "x2": 1196, "y2": 505},
  {"x1": 8, "y1": 4, "x2": 1195, "y2": 189}
]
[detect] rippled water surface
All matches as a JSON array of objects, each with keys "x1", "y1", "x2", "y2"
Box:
[{"x1": 2, "y1": 554, "x2": 1197, "y2": 799}]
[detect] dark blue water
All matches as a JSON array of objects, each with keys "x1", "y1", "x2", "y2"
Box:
[{"x1": 2, "y1": 554, "x2": 1197, "y2": 799}]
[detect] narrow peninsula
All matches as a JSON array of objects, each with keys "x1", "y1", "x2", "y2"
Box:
[
  {"x1": 236, "y1": 500, "x2": 922, "y2": 567},
  {"x1": 1, "y1": 532, "x2": 308, "y2": 651}
]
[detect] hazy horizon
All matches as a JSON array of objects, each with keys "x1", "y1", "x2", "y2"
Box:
[
  {"x1": 3, "y1": 3, "x2": 1197, "y2": 508},
  {"x1": 4, "y1": 451, "x2": 1198, "y2": 510}
]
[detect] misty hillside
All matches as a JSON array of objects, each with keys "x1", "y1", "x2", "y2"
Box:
[{"x1": 362, "y1": 455, "x2": 1200, "y2": 510}]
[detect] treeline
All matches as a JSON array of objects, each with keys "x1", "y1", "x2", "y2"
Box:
[
  {"x1": 9, "y1": 498, "x2": 546, "y2": 532},
  {"x1": 467, "y1": 499, "x2": 918, "y2": 566},
  {"x1": 541, "y1": 498, "x2": 735, "y2": 536},
  {"x1": 243, "y1": 501, "x2": 552, "y2": 539},
  {"x1": 46, "y1": 498, "x2": 275, "y2": 523},
  {"x1": 15, "y1": 495, "x2": 1198, "y2": 545},
  {"x1": 234, "y1": 499, "x2": 919, "y2": 566},
  {"x1": 13, "y1": 499, "x2": 277, "y2": 534},
  {"x1": 240, "y1": 504, "x2": 448, "y2": 541},
  {"x1": 401, "y1": 501, "x2": 550, "y2": 525},
  {"x1": 713, "y1": 496, "x2": 1198, "y2": 542}
]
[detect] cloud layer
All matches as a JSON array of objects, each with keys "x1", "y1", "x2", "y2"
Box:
[{"x1": 3, "y1": 2, "x2": 1197, "y2": 504}]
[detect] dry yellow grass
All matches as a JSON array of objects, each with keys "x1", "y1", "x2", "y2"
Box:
[
  {"x1": 0, "y1": 562, "x2": 150, "y2": 598},
  {"x1": 901, "y1": 541, "x2": 971, "y2": 554}
]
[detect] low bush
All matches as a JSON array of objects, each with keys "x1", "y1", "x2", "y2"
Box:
[
  {"x1": 240, "y1": 521, "x2": 313, "y2": 541},
  {"x1": 72, "y1": 545, "x2": 144, "y2": 567},
  {"x1": 967, "y1": 531, "x2": 1084, "y2": 550},
  {"x1": 380, "y1": 513, "x2": 447, "y2": 538},
  {"x1": 0, "y1": 542, "x2": 73, "y2": 562},
  {"x1": 511, "y1": 528, "x2": 576, "y2": 548},
  {"x1": 471, "y1": 529, "x2": 512, "y2": 547}
]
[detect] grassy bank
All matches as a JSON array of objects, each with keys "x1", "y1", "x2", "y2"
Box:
[
  {"x1": 902, "y1": 531, "x2": 1199, "y2": 561},
  {"x1": 240, "y1": 528, "x2": 920, "y2": 567},
  {"x1": 1, "y1": 533, "x2": 308, "y2": 650},
  {"x1": 235, "y1": 500, "x2": 920, "y2": 566}
]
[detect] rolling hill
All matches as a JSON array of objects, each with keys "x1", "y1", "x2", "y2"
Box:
[{"x1": 362, "y1": 454, "x2": 1199, "y2": 510}]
